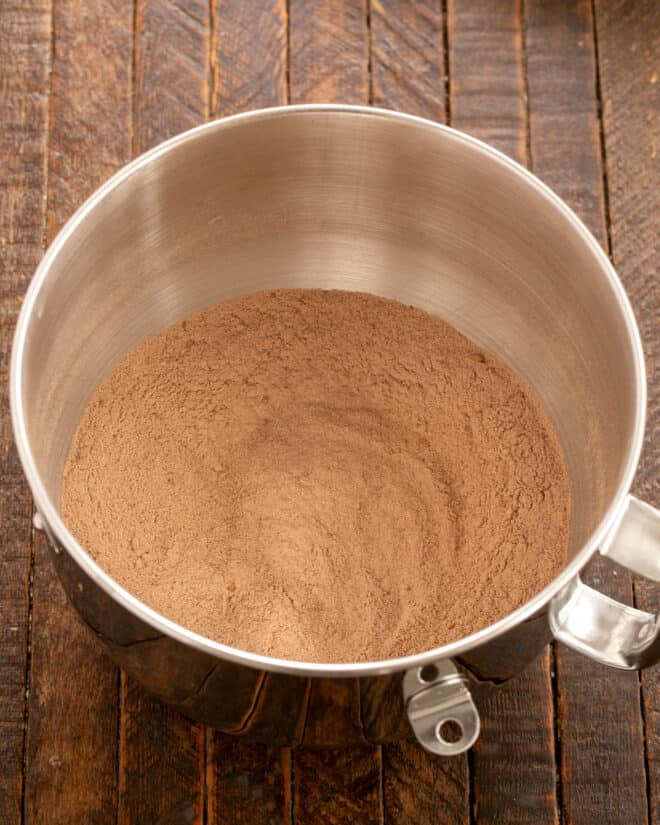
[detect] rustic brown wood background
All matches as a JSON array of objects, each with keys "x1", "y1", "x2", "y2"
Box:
[{"x1": 1, "y1": 0, "x2": 657, "y2": 823}]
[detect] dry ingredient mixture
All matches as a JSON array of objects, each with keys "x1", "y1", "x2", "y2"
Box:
[{"x1": 62, "y1": 289, "x2": 570, "y2": 662}]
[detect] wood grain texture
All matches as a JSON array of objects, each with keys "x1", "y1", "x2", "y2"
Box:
[
  {"x1": 0, "y1": 2, "x2": 51, "y2": 820},
  {"x1": 294, "y1": 746, "x2": 382, "y2": 825},
  {"x1": 291, "y1": 622, "x2": 383, "y2": 817},
  {"x1": 595, "y1": 1, "x2": 659, "y2": 822},
  {"x1": 43, "y1": 0, "x2": 133, "y2": 239},
  {"x1": 595, "y1": 0, "x2": 659, "y2": 419},
  {"x1": 449, "y1": 3, "x2": 557, "y2": 823},
  {"x1": 447, "y1": 0, "x2": 527, "y2": 162},
  {"x1": 23, "y1": 1, "x2": 133, "y2": 822},
  {"x1": 370, "y1": 0, "x2": 446, "y2": 120},
  {"x1": 526, "y1": 3, "x2": 649, "y2": 824},
  {"x1": 553, "y1": 572, "x2": 647, "y2": 825},
  {"x1": 289, "y1": 0, "x2": 368, "y2": 104},
  {"x1": 211, "y1": 0, "x2": 287, "y2": 116},
  {"x1": 3, "y1": 2, "x2": 656, "y2": 823},
  {"x1": 206, "y1": 668, "x2": 296, "y2": 825},
  {"x1": 641, "y1": 633, "x2": 660, "y2": 825},
  {"x1": 119, "y1": 676, "x2": 205, "y2": 825},
  {"x1": 121, "y1": 5, "x2": 209, "y2": 823},
  {"x1": 472, "y1": 656, "x2": 558, "y2": 825},
  {"x1": 294, "y1": 679, "x2": 384, "y2": 819},
  {"x1": 208, "y1": 737, "x2": 291, "y2": 825},
  {"x1": 383, "y1": 743, "x2": 468, "y2": 825},
  {"x1": 360, "y1": 674, "x2": 411, "y2": 744},
  {"x1": 526, "y1": 0, "x2": 606, "y2": 240},
  {"x1": 134, "y1": 0, "x2": 210, "y2": 153},
  {"x1": 24, "y1": 536, "x2": 120, "y2": 824}
]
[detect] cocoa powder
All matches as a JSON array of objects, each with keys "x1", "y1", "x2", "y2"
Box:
[{"x1": 61, "y1": 289, "x2": 570, "y2": 662}]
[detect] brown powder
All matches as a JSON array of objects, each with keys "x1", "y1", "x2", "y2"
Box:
[{"x1": 61, "y1": 289, "x2": 570, "y2": 662}]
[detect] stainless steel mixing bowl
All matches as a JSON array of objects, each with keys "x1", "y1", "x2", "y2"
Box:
[{"x1": 11, "y1": 105, "x2": 659, "y2": 755}]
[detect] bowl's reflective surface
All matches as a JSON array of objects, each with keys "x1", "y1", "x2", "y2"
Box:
[{"x1": 10, "y1": 107, "x2": 647, "y2": 744}]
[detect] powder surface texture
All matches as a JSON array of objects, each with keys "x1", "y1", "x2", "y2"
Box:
[{"x1": 62, "y1": 289, "x2": 570, "y2": 662}]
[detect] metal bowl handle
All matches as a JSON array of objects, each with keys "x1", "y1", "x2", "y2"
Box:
[{"x1": 549, "y1": 495, "x2": 660, "y2": 669}]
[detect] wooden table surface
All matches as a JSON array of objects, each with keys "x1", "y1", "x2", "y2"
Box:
[{"x1": 1, "y1": 1, "x2": 657, "y2": 823}]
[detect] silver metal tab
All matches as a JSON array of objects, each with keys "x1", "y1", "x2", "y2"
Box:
[
  {"x1": 550, "y1": 495, "x2": 660, "y2": 669},
  {"x1": 32, "y1": 510, "x2": 45, "y2": 532},
  {"x1": 403, "y1": 660, "x2": 480, "y2": 756},
  {"x1": 549, "y1": 576, "x2": 659, "y2": 669},
  {"x1": 600, "y1": 495, "x2": 660, "y2": 581}
]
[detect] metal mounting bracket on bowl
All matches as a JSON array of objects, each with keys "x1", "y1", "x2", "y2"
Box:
[
  {"x1": 549, "y1": 495, "x2": 660, "y2": 670},
  {"x1": 403, "y1": 660, "x2": 480, "y2": 756}
]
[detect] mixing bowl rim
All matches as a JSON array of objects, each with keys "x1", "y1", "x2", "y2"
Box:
[{"x1": 10, "y1": 103, "x2": 647, "y2": 678}]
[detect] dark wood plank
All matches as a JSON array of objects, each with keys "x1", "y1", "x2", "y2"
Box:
[
  {"x1": 448, "y1": 0, "x2": 527, "y2": 162},
  {"x1": 23, "y1": 1, "x2": 133, "y2": 822},
  {"x1": 472, "y1": 656, "x2": 557, "y2": 825},
  {"x1": 208, "y1": 736, "x2": 291, "y2": 825},
  {"x1": 119, "y1": 676, "x2": 205, "y2": 825},
  {"x1": 526, "y1": 3, "x2": 650, "y2": 824},
  {"x1": 134, "y1": 0, "x2": 210, "y2": 153},
  {"x1": 211, "y1": 0, "x2": 287, "y2": 117},
  {"x1": 448, "y1": 3, "x2": 558, "y2": 823},
  {"x1": 42, "y1": 0, "x2": 133, "y2": 239},
  {"x1": 0, "y1": 2, "x2": 51, "y2": 820},
  {"x1": 118, "y1": 5, "x2": 210, "y2": 823},
  {"x1": 360, "y1": 674, "x2": 411, "y2": 744},
  {"x1": 294, "y1": 746, "x2": 381, "y2": 825},
  {"x1": 24, "y1": 537, "x2": 120, "y2": 824},
  {"x1": 294, "y1": 679, "x2": 383, "y2": 822},
  {"x1": 595, "y1": 1, "x2": 659, "y2": 822},
  {"x1": 289, "y1": 0, "x2": 368, "y2": 104},
  {"x1": 640, "y1": 608, "x2": 660, "y2": 822},
  {"x1": 10, "y1": 6, "x2": 653, "y2": 825},
  {"x1": 595, "y1": 0, "x2": 660, "y2": 417},
  {"x1": 553, "y1": 572, "x2": 648, "y2": 825},
  {"x1": 383, "y1": 743, "x2": 468, "y2": 825},
  {"x1": 370, "y1": 0, "x2": 446, "y2": 120},
  {"x1": 526, "y1": 0, "x2": 606, "y2": 241}
]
